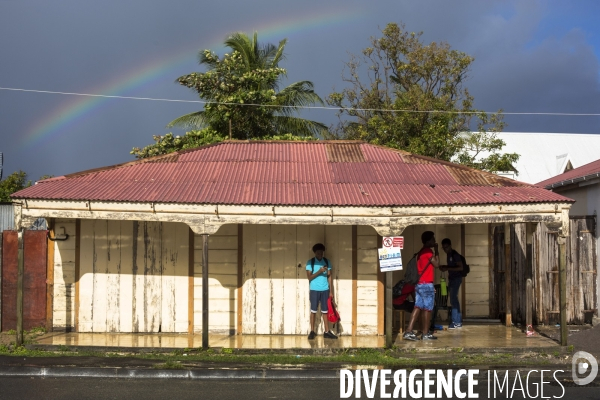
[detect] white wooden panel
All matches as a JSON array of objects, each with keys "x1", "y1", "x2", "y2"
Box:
[
  {"x1": 255, "y1": 225, "x2": 272, "y2": 334},
  {"x1": 295, "y1": 225, "x2": 311, "y2": 334},
  {"x1": 464, "y1": 246, "x2": 488, "y2": 257},
  {"x1": 282, "y1": 224, "x2": 298, "y2": 335},
  {"x1": 466, "y1": 223, "x2": 487, "y2": 235},
  {"x1": 104, "y1": 220, "x2": 121, "y2": 332},
  {"x1": 78, "y1": 219, "x2": 94, "y2": 332},
  {"x1": 326, "y1": 225, "x2": 352, "y2": 335},
  {"x1": 119, "y1": 221, "x2": 134, "y2": 332},
  {"x1": 91, "y1": 220, "x2": 108, "y2": 332},
  {"x1": 269, "y1": 225, "x2": 285, "y2": 334},
  {"x1": 242, "y1": 224, "x2": 257, "y2": 334},
  {"x1": 161, "y1": 222, "x2": 177, "y2": 333}
]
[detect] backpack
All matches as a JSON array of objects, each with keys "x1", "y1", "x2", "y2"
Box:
[
  {"x1": 327, "y1": 297, "x2": 340, "y2": 324},
  {"x1": 392, "y1": 279, "x2": 406, "y2": 297},
  {"x1": 310, "y1": 257, "x2": 330, "y2": 273},
  {"x1": 452, "y1": 251, "x2": 470, "y2": 278},
  {"x1": 459, "y1": 254, "x2": 470, "y2": 277},
  {"x1": 404, "y1": 251, "x2": 432, "y2": 285}
]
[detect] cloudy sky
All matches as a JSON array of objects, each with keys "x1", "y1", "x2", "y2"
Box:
[{"x1": 1, "y1": 0, "x2": 599, "y2": 181}]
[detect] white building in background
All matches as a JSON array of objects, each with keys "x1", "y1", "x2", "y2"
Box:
[{"x1": 494, "y1": 132, "x2": 600, "y2": 184}]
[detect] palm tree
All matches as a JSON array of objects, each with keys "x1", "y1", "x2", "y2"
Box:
[{"x1": 168, "y1": 32, "x2": 327, "y2": 138}]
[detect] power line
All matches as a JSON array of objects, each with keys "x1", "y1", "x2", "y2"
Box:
[{"x1": 1, "y1": 86, "x2": 600, "y2": 116}]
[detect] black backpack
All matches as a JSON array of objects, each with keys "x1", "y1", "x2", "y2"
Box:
[
  {"x1": 310, "y1": 257, "x2": 330, "y2": 273},
  {"x1": 392, "y1": 279, "x2": 406, "y2": 297},
  {"x1": 460, "y1": 254, "x2": 470, "y2": 277},
  {"x1": 452, "y1": 251, "x2": 470, "y2": 277}
]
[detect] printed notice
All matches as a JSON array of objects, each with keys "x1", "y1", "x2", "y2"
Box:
[{"x1": 378, "y1": 247, "x2": 402, "y2": 272}]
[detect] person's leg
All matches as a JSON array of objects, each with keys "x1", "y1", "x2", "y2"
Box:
[
  {"x1": 320, "y1": 290, "x2": 337, "y2": 339},
  {"x1": 449, "y1": 278, "x2": 462, "y2": 326},
  {"x1": 308, "y1": 290, "x2": 317, "y2": 338},
  {"x1": 421, "y1": 285, "x2": 437, "y2": 340},
  {"x1": 422, "y1": 310, "x2": 431, "y2": 334},
  {"x1": 407, "y1": 308, "x2": 420, "y2": 332}
]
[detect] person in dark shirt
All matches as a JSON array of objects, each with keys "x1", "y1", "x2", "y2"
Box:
[{"x1": 440, "y1": 238, "x2": 463, "y2": 329}]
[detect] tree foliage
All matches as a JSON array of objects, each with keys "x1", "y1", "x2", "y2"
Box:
[
  {"x1": 168, "y1": 32, "x2": 327, "y2": 139},
  {"x1": 130, "y1": 128, "x2": 315, "y2": 159},
  {"x1": 327, "y1": 23, "x2": 519, "y2": 173},
  {"x1": 0, "y1": 171, "x2": 31, "y2": 202}
]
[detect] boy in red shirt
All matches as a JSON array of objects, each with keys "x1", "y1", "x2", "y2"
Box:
[{"x1": 403, "y1": 231, "x2": 440, "y2": 341}]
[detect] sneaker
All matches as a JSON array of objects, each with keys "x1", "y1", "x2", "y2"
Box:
[
  {"x1": 422, "y1": 332, "x2": 438, "y2": 340},
  {"x1": 448, "y1": 323, "x2": 463, "y2": 329},
  {"x1": 308, "y1": 331, "x2": 316, "y2": 340},
  {"x1": 402, "y1": 331, "x2": 420, "y2": 341},
  {"x1": 324, "y1": 331, "x2": 338, "y2": 339}
]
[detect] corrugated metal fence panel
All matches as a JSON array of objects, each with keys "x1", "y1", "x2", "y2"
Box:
[
  {"x1": 1, "y1": 230, "x2": 48, "y2": 331},
  {"x1": 0, "y1": 204, "x2": 14, "y2": 231}
]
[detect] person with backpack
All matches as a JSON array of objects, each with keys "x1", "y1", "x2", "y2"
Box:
[
  {"x1": 306, "y1": 243, "x2": 338, "y2": 340},
  {"x1": 440, "y1": 238, "x2": 464, "y2": 329},
  {"x1": 403, "y1": 231, "x2": 440, "y2": 341}
]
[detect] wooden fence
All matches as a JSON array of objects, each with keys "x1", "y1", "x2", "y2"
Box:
[{"x1": 492, "y1": 217, "x2": 597, "y2": 325}]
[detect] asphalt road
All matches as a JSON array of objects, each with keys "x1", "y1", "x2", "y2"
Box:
[{"x1": 0, "y1": 376, "x2": 598, "y2": 400}]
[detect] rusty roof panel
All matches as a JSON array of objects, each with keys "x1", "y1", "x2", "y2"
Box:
[
  {"x1": 326, "y1": 143, "x2": 365, "y2": 162},
  {"x1": 12, "y1": 141, "x2": 573, "y2": 206}
]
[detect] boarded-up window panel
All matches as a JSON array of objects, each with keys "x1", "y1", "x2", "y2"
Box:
[
  {"x1": 76, "y1": 220, "x2": 189, "y2": 333},
  {"x1": 464, "y1": 224, "x2": 490, "y2": 317},
  {"x1": 196, "y1": 224, "x2": 239, "y2": 334},
  {"x1": 357, "y1": 226, "x2": 378, "y2": 335},
  {"x1": 53, "y1": 219, "x2": 76, "y2": 330}
]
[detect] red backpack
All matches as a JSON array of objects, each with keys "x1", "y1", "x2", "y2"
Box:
[{"x1": 327, "y1": 297, "x2": 341, "y2": 324}]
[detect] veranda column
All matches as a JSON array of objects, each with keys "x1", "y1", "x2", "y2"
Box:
[
  {"x1": 558, "y1": 209, "x2": 569, "y2": 346},
  {"x1": 504, "y1": 223, "x2": 512, "y2": 327},
  {"x1": 202, "y1": 233, "x2": 209, "y2": 349}
]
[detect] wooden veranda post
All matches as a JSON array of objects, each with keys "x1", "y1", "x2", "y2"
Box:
[
  {"x1": 202, "y1": 234, "x2": 209, "y2": 349},
  {"x1": 558, "y1": 209, "x2": 569, "y2": 346},
  {"x1": 504, "y1": 223, "x2": 512, "y2": 327},
  {"x1": 385, "y1": 271, "x2": 393, "y2": 347}
]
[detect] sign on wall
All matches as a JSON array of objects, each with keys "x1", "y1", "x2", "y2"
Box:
[
  {"x1": 382, "y1": 236, "x2": 404, "y2": 249},
  {"x1": 378, "y1": 247, "x2": 403, "y2": 272}
]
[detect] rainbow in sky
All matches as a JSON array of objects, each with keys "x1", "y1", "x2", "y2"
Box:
[{"x1": 20, "y1": 7, "x2": 362, "y2": 149}]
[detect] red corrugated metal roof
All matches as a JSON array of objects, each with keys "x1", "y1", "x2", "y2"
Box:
[
  {"x1": 537, "y1": 158, "x2": 600, "y2": 188},
  {"x1": 13, "y1": 141, "x2": 572, "y2": 206}
]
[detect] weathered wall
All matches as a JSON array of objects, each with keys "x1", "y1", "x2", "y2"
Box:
[
  {"x1": 355, "y1": 226, "x2": 377, "y2": 334},
  {"x1": 76, "y1": 220, "x2": 189, "y2": 332},
  {"x1": 194, "y1": 224, "x2": 238, "y2": 334},
  {"x1": 52, "y1": 219, "x2": 77, "y2": 330},
  {"x1": 464, "y1": 224, "x2": 490, "y2": 317},
  {"x1": 242, "y1": 224, "x2": 365, "y2": 335}
]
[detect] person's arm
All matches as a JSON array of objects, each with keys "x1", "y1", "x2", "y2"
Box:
[
  {"x1": 327, "y1": 268, "x2": 334, "y2": 298},
  {"x1": 306, "y1": 264, "x2": 327, "y2": 281},
  {"x1": 431, "y1": 243, "x2": 440, "y2": 268}
]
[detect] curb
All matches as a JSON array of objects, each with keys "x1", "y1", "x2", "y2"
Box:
[{"x1": 0, "y1": 366, "x2": 340, "y2": 380}]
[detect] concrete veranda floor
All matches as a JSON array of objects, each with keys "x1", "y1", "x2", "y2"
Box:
[{"x1": 33, "y1": 324, "x2": 559, "y2": 351}]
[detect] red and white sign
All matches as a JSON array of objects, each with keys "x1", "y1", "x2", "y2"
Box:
[{"x1": 382, "y1": 236, "x2": 404, "y2": 249}]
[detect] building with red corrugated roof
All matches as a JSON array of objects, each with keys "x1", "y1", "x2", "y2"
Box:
[{"x1": 11, "y1": 141, "x2": 576, "y2": 346}]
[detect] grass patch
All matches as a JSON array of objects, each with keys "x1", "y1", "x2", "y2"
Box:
[{"x1": 155, "y1": 360, "x2": 184, "y2": 370}]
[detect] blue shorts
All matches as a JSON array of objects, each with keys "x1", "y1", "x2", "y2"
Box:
[
  {"x1": 309, "y1": 290, "x2": 329, "y2": 313},
  {"x1": 415, "y1": 283, "x2": 435, "y2": 312}
]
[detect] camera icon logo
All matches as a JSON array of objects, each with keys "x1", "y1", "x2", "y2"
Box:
[{"x1": 572, "y1": 351, "x2": 598, "y2": 385}]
